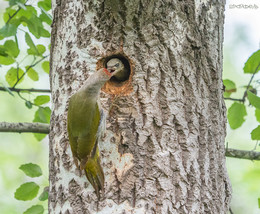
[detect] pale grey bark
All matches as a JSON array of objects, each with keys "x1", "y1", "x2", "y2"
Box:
[
  {"x1": 0, "y1": 122, "x2": 49, "y2": 133},
  {"x1": 49, "y1": 0, "x2": 231, "y2": 213}
]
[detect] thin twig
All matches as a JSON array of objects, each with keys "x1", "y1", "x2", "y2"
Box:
[
  {"x1": 225, "y1": 148, "x2": 260, "y2": 161},
  {"x1": 12, "y1": 55, "x2": 48, "y2": 88},
  {"x1": 242, "y1": 62, "x2": 260, "y2": 102},
  {"x1": 17, "y1": 91, "x2": 28, "y2": 102},
  {"x1": 224, "y1": 97, "x2": 244, "y2": 102},
  {"x1": 6, "y1": 8, "x2": 22, "y2": 25},
  {"x1": 0, "y1": 87, "x2": 50, "y2": 93},
  {"x1": 0, "y1": 122, "x2": 49, "y2": 134}
]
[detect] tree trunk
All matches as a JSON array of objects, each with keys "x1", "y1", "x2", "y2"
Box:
[{"x1": 49, "y1": 0, "x2": 231, "y2": 213}]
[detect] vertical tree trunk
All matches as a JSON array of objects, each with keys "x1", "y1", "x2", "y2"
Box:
[{"x1": 49, "y1": 0, "x2": 231, "y2": 213}]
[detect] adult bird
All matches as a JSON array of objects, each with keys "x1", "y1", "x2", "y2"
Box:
[{"x1": 67, "y1": 61, "x2": 124, "y2": 198}]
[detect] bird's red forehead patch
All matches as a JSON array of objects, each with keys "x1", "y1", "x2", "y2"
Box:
[{"x1": 103, "y1": 68, "x2": 111, "y2": 77}]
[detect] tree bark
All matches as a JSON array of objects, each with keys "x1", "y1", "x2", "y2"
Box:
[{"x1": 49, "y1": 0, "x2": 231, "y2": 213}]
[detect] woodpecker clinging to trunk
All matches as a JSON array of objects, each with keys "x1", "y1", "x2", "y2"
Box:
[{"x1": 67, "y1": 59, "x2": 125, "y2": 198}]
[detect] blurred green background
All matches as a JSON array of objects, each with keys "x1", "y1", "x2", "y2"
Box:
[
  {"x1": 0, "y1": 0, "x2": 49, "y2": 213},
  {"x1": 224, "y1": 1, "x2": 260, "y2": 214},
  {"x1": 0, "y1": 0, "x2": 260, "y2": 213}
]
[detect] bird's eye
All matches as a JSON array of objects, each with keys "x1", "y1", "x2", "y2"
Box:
[{"x1": 115, "y1": 63, "x2": 119, "y2": 67}]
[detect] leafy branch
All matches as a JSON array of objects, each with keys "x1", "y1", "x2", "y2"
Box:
[
  {"x1": 224, "y1": 61, "x2": 260, "y2": 103},
  {"x1": 241, "y1": 62, "x2": 260, "y2": 102},
  {"x1": 225, "y1": 148, "x2": 260, "y2": 161},
  {"x1": 223, "y1": 97, "x2": 244, "y2": 102},
  {"x1": 0, "y1": 86, "x2": 50, "y2": 93},
  {"x1": 224, "y1": 49, "x2": 260, "y2": 141},
  {"x1": 5, "y1": 0, "x2": 29, "y2": 25},
  {"x1": 12, "y1": 55, "x2": 48, "y2": 88},
  {"x1": 0, "y1": 0, "x2": 52, "y2": 212}
]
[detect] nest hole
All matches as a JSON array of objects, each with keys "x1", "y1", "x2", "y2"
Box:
[{"x1": 97, "y1": 52, "x2": 133, "y2": 96}]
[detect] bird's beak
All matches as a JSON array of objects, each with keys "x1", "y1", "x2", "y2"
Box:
[{"x1": 107, "y1": 66, "x2": 117, "y2": 75}]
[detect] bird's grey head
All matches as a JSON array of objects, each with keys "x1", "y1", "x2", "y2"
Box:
[{"x1": 106, "y1": 58, "x2": 124, "y2": 76}]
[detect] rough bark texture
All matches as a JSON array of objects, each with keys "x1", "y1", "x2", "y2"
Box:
[{"x1": 49, "y1": 0, "x2": 231, "y2": 213}]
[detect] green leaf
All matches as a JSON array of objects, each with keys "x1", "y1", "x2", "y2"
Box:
[
  {"x1": 0, "y1": 24, "x2": 17, "y2": 39},
  {"x1": 247, "y1": 90, "x2": 260, "y2": 109},
  {"x1": 42, "y1": 61, "x2": 49, "y2": 74},
  {"x1": 33, "y1": 107, "x2": 51, "y2": 124},
  {"x1": 38, "y1": 187, "x2": 48, "y2": 201},
  {"x1": 27, "y1": 67, "x2": 39, "y2": 81},
  {"x1": 34, "y1": 133, "x2": 46, "y2": 141},
  {"x1": 251, "y1": 125, "x2": 260, "y2": 140},
  {"x1": 34, "y1": 95, "x2": 50, "y2": 106},
  {"x1": 0, "y1": 46, "x2": 8, "y2": 56},
  {"x1": 39, "y1": 8, "x2": 52, "y2": 25},
  {"x1": 258, "y1": 198, "x2": 260, "y2": 209},
  {"x1": 25, "y1": 101, "x2": 33, "y2": 109},
  {"x1": 0, "y1": 55, "x2": 15, "y2": 65},
  {"x1": 17, "y1": 2, "x2": 26, "y2": 9},
  {"x1": 243, "y1": 49, "x2": 260, "y2": 74},
  {"x1": 255, "y1": 109, "x2": 260, "y2": 123},
  {"x1": 4, "y1": 40, "x2": 19, "y2": 58},
  {"x1": 33, "y1": 107, "x2": 51, "y2": 141},
  {"x1": 25, "y1": 15, "x2": 50, "y2": 39},
  {"x1": 5, "y1": 67, "x2": 24, "y2": 87},
  {"x1": 23, "y1": 205, "x2": 44, "y2": 214},
  {"x1": 25, "y1": 33, "x2": 39, "y2": 55},
  {"x1": 227, "y1": 102, "x2": 247, "y2": 129},
  {"x1": 36, "y1": 45, "x2": 46, "y2": 55},
  {"x1": 16, "y1": 6, "x2": 37, "y2": 19},
  {"x1": 38, "y1": 27, "x2": 51, "y2": 38},
  {"x1": 3, "y1": 8, "x2": 17, "y2": 23},
  {"x1": 223, "y1": 79, "x2": 236, "y2": 98},
  {"x1": 38, "y1": 0, "x2": 51, "y2": 11},
  {"x1": 14, "y1": 182, "x2": 40, "y2": 201},
  {"x1": 9, "y1": 0, "x2": 26, "y2": 6},
  {"x1": 19, "y1": 163, "x2": 42, "y2": 177}
]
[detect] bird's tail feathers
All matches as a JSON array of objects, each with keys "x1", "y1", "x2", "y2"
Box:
[{"x1": 84, "y1": 156, "x2": 104, "y2": 199}]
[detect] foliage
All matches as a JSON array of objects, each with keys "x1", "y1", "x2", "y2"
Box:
[
  {"x1": 15, "y1": 182, "x2": 40, "y2": 201},
  {"x1": 224, "y1": 48, "x2": 260, "y2": 212},
  {"x1": 19, "y1": 163, "x2": 43, "y2": 177},
  {"x1": 0, "y1": 0, "x2": 51, "y2": 134},
  {"x1": 227, "y1": 102, "x2": 247, "y2": 129},
  {"x1": 15, "y1": 163, "x2": 47, "y2": 213},
  {"x1": 0, "y1": 0, "x2": 51, "y2": 212},
  {"x1": 225, "y1": 49, "x2": 260, "y2": 141},
  {"x1": 223, "y1": 79, "x2": 236, "y2": 98},
  {"x1": 23, "y1": 205, "x2": 44, "y2": 214}
]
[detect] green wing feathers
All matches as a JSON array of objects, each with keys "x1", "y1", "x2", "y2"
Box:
[{"x1": 67, "y1": 93, "x2": 104, "y2": 197}]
